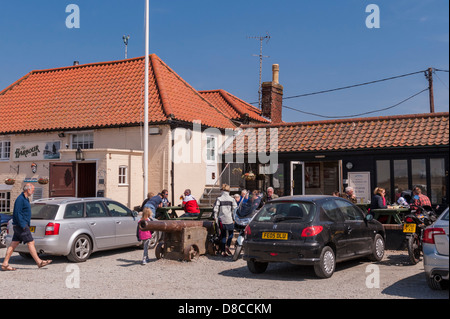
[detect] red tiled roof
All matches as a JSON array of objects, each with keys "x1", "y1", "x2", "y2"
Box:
[
  {"x1": 0, "y1": 54, "x2": 237, "y2": 134},
  {"x1": 229, "y1": 112, "x2": 449, "y2": 153},
  {"x1": 199, "y1": 89, "x2": 269, "y2": 124}
]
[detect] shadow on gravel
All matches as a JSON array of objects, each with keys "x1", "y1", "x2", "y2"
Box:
[
  {"x1": 381, "y1": 272, "x2": 449, "y2": 299},
  {"x1": 218, "y1": 258, "x2": 366, "y2": 282}
]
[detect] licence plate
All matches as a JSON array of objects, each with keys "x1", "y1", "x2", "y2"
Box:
[
  {"x1": 403, "y1": 223, "x2": 416, "y2": 233},
  {"x1": 262, "y1": 232, "x2": 288, "y2": 240}
]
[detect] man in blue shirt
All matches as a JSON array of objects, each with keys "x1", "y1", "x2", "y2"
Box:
[{"x1": 1, "y1": 184, "x2": 52, "y2": 271}]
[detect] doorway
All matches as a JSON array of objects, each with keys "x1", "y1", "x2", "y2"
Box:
[
  {"x1": 290, "y1": 161, "x2": 305, "y2": 196},
  {"x1": 77, "y1": 162, "x2": 96, "y2": 197}
]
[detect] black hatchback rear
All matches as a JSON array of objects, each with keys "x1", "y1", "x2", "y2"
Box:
[{"x1": 243, "y1": 195, "x2": 385, "y2": 278}]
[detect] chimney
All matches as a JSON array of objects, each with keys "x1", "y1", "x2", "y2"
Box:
[
  {"x1": 261, "y1": 64, "x2": 283, "y2": 124},
  {"x1": 73, "y1": 61, "x2": 80, "y2": 66}
]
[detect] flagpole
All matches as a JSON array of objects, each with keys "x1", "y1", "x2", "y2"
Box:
[{"x1": 144, "y1": 0, "x2": 149, "y2": 199}]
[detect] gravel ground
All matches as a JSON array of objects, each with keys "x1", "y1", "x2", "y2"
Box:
[{"x1": 0, "y1": 246, "x2": 448, "y2": 300}]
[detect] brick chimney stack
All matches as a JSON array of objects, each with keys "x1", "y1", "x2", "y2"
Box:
[{"x1": 261, "y1": 64, "x2": 283, "y2": 124}]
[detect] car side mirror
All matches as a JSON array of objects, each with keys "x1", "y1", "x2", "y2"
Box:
[
  {"x1": 365, "y1": 213, "x2": 374, "y2": 221},
  {"x1": 132, "y1": 211, "x2": 138, "y2": 218}
]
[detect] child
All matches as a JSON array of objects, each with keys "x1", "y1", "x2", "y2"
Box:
[{"x1": 139, "y1": 207, "x2": 153, "y2": 265}]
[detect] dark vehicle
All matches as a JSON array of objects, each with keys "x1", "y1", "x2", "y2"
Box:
[
  {"x1": 1, "y1": 213, "x2": 13, "y2": 248},
  {"x1": 402, "y1": 205, "x2": 437, "y2": 265},
  {"x1": 243, "y1": 195, "x2": 385, "y2": 278}
]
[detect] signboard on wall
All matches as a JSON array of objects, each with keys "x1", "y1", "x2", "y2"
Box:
[
  {"x1": 348, "y1": 172, "x2": 371, "y2": 203},
  {"x1": 13, "y1": 141, "x2": 61, "y2": 161}
]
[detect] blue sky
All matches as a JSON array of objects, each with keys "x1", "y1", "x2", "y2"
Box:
[{"x1": 0, "y1": 0, "x2": 448, "y2": 122}]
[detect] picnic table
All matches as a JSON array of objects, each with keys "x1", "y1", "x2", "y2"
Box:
[
  {"x1": 155, "y1": 206, "x2": 214, "y2": 220},
  {"x1": 370, "y1": 207, "x2": 410, "y2": 224}
]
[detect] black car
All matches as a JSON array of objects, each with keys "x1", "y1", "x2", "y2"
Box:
[{"x1": 243, "y1": 195, "x2": 385, "y2": 278}]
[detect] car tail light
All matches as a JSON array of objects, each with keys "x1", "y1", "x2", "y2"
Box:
[
  {"x1": 45, "y1": 223, "x2": 60, "y2": 236},
  {"x1": 244, "y1": 225, "x2": 251, "y2": 236},
  {"x1": 405, "y1": 217, "x2": 414, "y2": 223},
  {"x1": 301, "y1": 225, "x2": 323, "y2": 237},
  {"x1": 423, "y1": 227, "x2": 446, "y2": 244}
]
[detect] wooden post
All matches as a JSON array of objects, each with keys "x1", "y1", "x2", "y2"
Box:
[{"x1": 427, "y1": 67, "x2": 435, "y2": 113}]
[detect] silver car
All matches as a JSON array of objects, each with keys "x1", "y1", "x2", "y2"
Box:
[
  {"x1": 423, "y1": 207, "x2": 449, "y2": 290},
  {"x1": 5, "y1": 197, "x2": 140, "y2": 262}
]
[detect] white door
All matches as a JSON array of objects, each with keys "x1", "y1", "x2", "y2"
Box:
[
  {"x1": 206, "y1": 135, "x2": 218, "y2": 185},
  {"x1": 290, "y1": 161, "x2": 305, "y2": 196}
]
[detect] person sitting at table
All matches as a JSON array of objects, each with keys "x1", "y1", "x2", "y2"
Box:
[
  {"x1": 411, "y1": 186, "x2": 432, "y2": 208},
  {"x1": 143, "y1": 192, "x2": 164, "y2": 216},
  {"x1": 370, "y1": 187, "x2": 392, "y2": 211},
  {"x1": 180, "y1": 189, "x2": 200, "y2": 217},
  {"x1": 160, "y1": 189, "x2": 171, "y2": 207},
  {"x1": 341, "y1": 186, "x2": 357, "y2": 204}
]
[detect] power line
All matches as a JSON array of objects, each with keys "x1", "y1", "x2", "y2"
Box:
[
  {"x1": 283, "y1": 87, "x2": 429, "y2": 119},
  {"x1": 283, "y1": 70, "x2": 426, "y2": 100},
  {"x1": 249, "y1": 69, "x2": 427, "y2": 105}
]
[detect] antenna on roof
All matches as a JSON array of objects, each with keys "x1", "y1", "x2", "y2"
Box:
[
  {"x1": 248, "y1": 32, "x2": 271, "y2": 109},
  {"x1": 122, "y1": 35, "x2": 130, "y2": 59}
]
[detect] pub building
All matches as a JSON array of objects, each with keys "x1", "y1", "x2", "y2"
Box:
[{"x1": 223, "y1": 65, "x2": 449, "y2": 212}]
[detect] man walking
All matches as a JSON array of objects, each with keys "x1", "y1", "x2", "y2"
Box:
[
  {"x1": 1, "y1": 183, "x2": 52, "y2": 271},
  {"x1": 213, "y1": 184, "x2": 237, "y2": 257}
]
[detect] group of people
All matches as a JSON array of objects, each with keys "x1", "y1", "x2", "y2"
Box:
[
  {"x1": 333, "y1": 185, "x2": 432, "y2": 212},
  {"x1": 213, "y1": 185, "x2": 278, "y2": 257}
]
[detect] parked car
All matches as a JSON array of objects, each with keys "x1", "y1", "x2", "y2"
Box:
[
  {"x1": 423, "y1": 207, "x2": 449, "y2": 290},
  {"x1": 5, "y1": 197, "x2": 140, "y2": 262},
  {"x1": 1, "y1": 213, "x2": 13, "y2": 248},
  {"x1": 243, "y1": 195, "x2": 385, "y2": 278}
]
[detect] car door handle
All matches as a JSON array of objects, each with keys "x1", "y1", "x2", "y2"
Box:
[
  {"x1": 115, "y1": 221, "x2": 121, "y2": 225},
  {"x1": 345, "y1": 226, "x2": 353, "y2": 234},
  {"x1": 90, "y1": 222, "x2": 96, "y2": 226}
]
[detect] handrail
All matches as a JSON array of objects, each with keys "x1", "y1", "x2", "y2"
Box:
[{"x1": 206, "y1": 162, "x2": 230, "y2": 205}]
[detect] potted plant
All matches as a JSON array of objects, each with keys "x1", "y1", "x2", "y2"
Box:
[
  {"x1": 38, "y1": 177, "x2": 49, "y2": 185},
  {"x1": 4, "y1": 178, "x2": 15, "y2": 185},
  {"x1": 242, "y1": 171, "x2": 256, "y2": 181}
]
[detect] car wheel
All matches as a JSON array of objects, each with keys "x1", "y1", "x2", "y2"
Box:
[
  {"x1": 0, "y1": 225, "x2": 7, "y2": 248},
  {"x1": 314, "y1": 246, "x2": 336, "y2": 278},
  {"x1": 149, "y1": 231, "x2": 161, "y2": 249},
  {"x1": 368, "y1": 234, "x2": 385, "y2": 261},
  {"x1": 426, "y1": 274, "x2": 448, "y2": 290},
  {"x1": 67, "y1": 234, "x2": 92, "y2": 263},
  {"x1": 247, "y1": 259, "x2": 268, "y2": 274}
]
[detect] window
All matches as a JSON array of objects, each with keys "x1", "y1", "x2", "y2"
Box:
[
  {"x1": 336, "y1": 200, "x2": 364, "y2": 221},
  {"x1": 86, "y1": 202, "x2": 109, "y2": 217},
  {"x1": 430, "y1": 158, "x2": 446, "y2": 204},
  {"x1": 376, "y1": 160, "x2": 391, "y2": 202},
  {"x1": 0, "y1": 192, "x2": 11, "y2": 212},
  {"x1": 206, "y1": 136, "x2": 216, "y2": 161},
  {"x1": 394, "y1": 160, "x2": 408, "y2": 203},
  {"x1": 72, "y1": 132, "x2": 93, "y2": 149},
  {"x1": 119, "y1": 166, "x2": 128, "y2": 185},
  {"x1": 320, "y1": 199, "x2": 344, "y2": 222},
  {"x1": 105, "y1": 201, "x2": 131, "y2": 217},
  {"x1": 412, "y1": 159, "x2": 427, "y2": 195},
  {"x1": 0, "y1": 141, "x2": 11, "y2": 160},
  {"x1": 64, "y1": 203, "x2": 84, "y2": 219}
]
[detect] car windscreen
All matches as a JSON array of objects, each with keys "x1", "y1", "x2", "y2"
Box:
[
  {"x1": 254, "y1": 201, "x2": 316, "y2": 223},
  {"x1": 31, "y1": 204, "x2": 59, "y2": 220}
]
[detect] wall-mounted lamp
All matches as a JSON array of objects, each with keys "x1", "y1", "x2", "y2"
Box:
[
  {"x1": 149, "y1": 127, "x2": 161, "y2": 135},
  {"x1": 58, "y1": 132, "x2": 65, "y2": 138},
  {"x1": 346, "y1": 162, "x2": 353, "y2": 170},
  {"x1": 76, "y1": 147, "x2": 85, "y2": 161}
]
